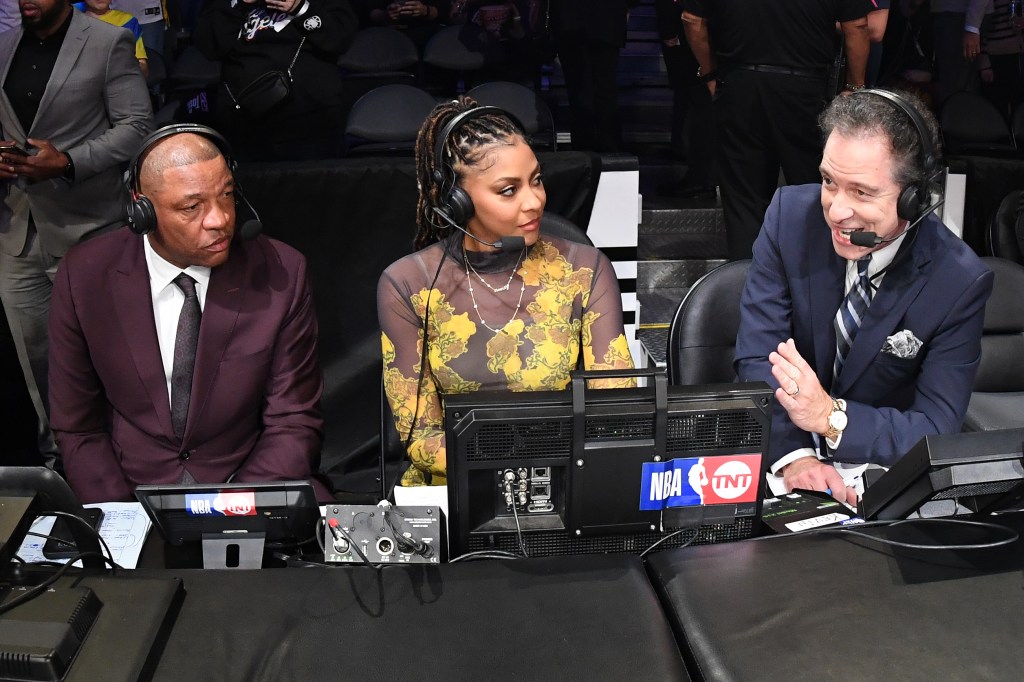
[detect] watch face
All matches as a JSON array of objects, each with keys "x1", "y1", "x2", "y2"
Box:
[{"x1": 829, "y1": 410, "x2": 848, "y2": 431}]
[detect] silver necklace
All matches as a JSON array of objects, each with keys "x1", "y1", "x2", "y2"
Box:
[
  {"x1": 464, "y1": 244, "x2": 523, "y2": 293},
  {"x1": 463, "y1": 246, "x2": 527, "y2": 334}
]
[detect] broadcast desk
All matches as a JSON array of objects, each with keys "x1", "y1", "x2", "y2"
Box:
[
  {"x1": 647, "y1": 514, "x2": 1024, "y2": 681},
  {"x1": 58, "y1": 513, "x2": 1024, "y2": 681},
  {"x1": 138, "y1": 554, "x2": 689, "y2": 682}
]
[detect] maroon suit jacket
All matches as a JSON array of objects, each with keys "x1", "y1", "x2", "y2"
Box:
[{"x1": 49, "y1": 229, "x2": 330, "y2": 503}]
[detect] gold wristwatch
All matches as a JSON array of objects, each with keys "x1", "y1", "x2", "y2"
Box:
[{"x1": 822, "y1": 398, "x2": 848, "y2": 442}]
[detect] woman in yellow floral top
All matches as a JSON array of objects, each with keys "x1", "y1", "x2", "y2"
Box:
[{"x1": 377, "y1": 97, "x2": 634, "y2": 486}]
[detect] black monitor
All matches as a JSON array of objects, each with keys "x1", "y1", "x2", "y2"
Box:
[
  {"x1": 444, "y1": 371, "x2": 772, "y2": 558},
  {"x1": 135, "y1": 480, "x2": 320, "y2": 568},
  {"x1": 861, "y1": 428, "x2": 1024, "y2": 521},
  {"x1": 0, "y1": 466, "x2": 103, "y2": 569}
]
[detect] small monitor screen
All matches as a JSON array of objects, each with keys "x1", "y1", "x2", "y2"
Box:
[{"x1": 135, "y1": 480, "x2": 320, "y2": 547}]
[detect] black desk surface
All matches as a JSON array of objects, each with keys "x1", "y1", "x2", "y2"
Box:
[
  {"x1": 646, "y1": 515, "x2": 1024, "y2": 681},
  {"x1": 139, "y1": 554, "x2": 688, "y2": 682}
]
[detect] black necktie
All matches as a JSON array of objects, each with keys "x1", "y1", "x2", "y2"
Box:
[{"x1": 171, "y1": 273, "x2": 201, "y2": 440}]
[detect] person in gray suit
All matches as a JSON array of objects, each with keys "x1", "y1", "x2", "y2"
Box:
[{"x1": 0, "y1": 0, "x2": 153, "y2": 471}]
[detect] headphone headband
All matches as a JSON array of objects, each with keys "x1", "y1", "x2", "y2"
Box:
[
  {"x1": 125, "y1": 124, "x2": 236, "y2": 236},
  {"x1": 853, "y1": 88, "x2": 940, "y2": 221},
  {"x1": 854, "y1": 88, "x2": 938, "y2": 178},
  {"x1": 428, "y1": 105, "x2": 526, "y2": 230},
  {"x1": 128, "y1": 123, "x2": 236, "y2": 193},
  {"x1": 432, "y1": 105, "x2": 524, "y2": 175}
]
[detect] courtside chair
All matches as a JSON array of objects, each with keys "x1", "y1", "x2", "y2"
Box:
[{"x1": 667, "y1": 260, "x2": 751, "y2": 385}]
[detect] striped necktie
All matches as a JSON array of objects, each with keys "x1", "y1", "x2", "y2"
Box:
[{"x1": 833, "y1": 255, "x2": 872, "y2": 383}]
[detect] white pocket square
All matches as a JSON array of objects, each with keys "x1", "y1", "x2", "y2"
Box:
[{"x1": 882, "y1": 329, "x2": 922, "y2": 359}]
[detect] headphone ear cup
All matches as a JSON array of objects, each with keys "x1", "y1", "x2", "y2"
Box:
[
  {"x1": 896, "y1": 185, "x2": 920, "y2": 222},
  {"x1": 445, "y1": 186, "x2": 475, "y2": 227},
  {"x1": 125, "y1": 193, "x2": 157, "y2": 235}
]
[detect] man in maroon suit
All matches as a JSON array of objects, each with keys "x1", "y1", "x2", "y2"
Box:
[{"x1": 47, "y1": 126, "x2": 330, "y2": 503}]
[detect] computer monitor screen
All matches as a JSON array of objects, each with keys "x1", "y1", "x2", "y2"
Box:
[
  {"x1": 444, "y1": 377, "x2": 772, "y2": 558},
  {"x1": 135, "y1": 480, "x2": 320, "y2": 547},
  {"x1": 861, "y1": 428, "x2": 1024, "y2": 521}
]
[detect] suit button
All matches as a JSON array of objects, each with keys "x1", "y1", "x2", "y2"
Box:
[{"x1": 179, "y1": 450, "x2": 191, "y2": 461}]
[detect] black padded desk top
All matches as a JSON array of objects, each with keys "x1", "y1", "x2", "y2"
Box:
[
  {"x1": 143, "y1": 554, "x2": 688, "y2": 682},
  {"x1": 646, "y1": 515, "x2": 1024, "y2": 681}
]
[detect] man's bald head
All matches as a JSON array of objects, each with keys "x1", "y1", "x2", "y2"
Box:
[{"x1": 138, "y1": 133, "x2": 226, "y2": 195}]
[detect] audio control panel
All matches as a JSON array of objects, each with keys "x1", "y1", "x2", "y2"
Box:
[{"x1": 324, "y1": 503, "x2": 443, "y2": 565}]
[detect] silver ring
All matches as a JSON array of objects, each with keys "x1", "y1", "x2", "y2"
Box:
[{"x1": 789, "y1": 384, "x2": 800, "y2": 397}]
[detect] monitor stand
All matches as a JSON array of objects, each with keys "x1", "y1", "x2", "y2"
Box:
[{"x1": 201, "y1": 532, "x2": 266, "y2": 569}]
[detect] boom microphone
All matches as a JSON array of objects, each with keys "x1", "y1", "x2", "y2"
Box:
[
  {"x1": 431, "y1": 207, "x2": 526, "y2": 252},
  {"x1": 848, "y1": 197, "x2": 945, "y2": 247},
  {"x1": 236, "y1": 184, "x2": 263, "y2": 240}
]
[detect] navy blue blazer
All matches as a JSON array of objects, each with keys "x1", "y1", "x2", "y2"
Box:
[{"x1": 736, "y1": 184, "x2": 994, "y2": 468}]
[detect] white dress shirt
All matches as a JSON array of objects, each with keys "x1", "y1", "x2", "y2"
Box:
[
  {"x1": 766, "y1": 230, "x2": 909, "y2": 497},
  {"x1": 144, "y1": 236, "x2": 211, "y2": 402}
]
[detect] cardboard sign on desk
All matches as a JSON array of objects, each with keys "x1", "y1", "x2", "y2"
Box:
[{"x1": 761, "y1": 491, "x2": 862, "y2": 534}]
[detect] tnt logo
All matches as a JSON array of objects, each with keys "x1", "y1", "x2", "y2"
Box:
[
  {"x1": 186, "y1": 492, "x2": 257, "y2": 516},
  {"x1": 710, "y1": 460, "x2": 754, "y2": 500},
  {"x1": 639, "y1": 454, "x2": 762, "y2": 510}
]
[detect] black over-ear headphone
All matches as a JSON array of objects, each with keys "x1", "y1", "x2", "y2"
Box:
[
  {"x1": 430, "y1": 106, "x2": 524, "y2": 228},
  {"x1": 854, "y1": 88, "x2": 940, "y2": 222},
  {"x1": 124, "y1": 123, "x2": 238, "y2": 236}
]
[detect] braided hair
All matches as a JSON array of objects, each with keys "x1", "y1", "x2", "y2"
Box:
[{"x1": 413, "y1": 96, "x2": 525, "y2": 250}]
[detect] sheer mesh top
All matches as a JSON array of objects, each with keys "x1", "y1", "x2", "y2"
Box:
[{"x1": 378, "y1": 234, "x2": 635, "y2": 485}]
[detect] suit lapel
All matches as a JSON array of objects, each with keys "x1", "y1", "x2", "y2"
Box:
[
  {"x1": 834, "y1": 230, "x2": 933, "y2": 394},
  {"x1": 0, "y1": 29, "x2": 26, "y2": 142},
  {"x1": 113, "y1": 234, "x2": 176, "y2": 439},
  {"x1": 186, "y1": 245, "x2": 248, "y2": 443},
  {"x1": 809, "y1": 227, "x2": 846, "y2": 392},
  {"x1": 34, "y1": 12, "x2": 88, "y2": 131}
]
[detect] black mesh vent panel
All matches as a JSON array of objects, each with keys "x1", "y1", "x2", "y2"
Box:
[
  {"x1": 585, "y1": 414, "x2": 653, "y2": 441},
  {"x1": 465, "y1": 518, "x2": 754, "y2": 557},
  {"x1": 931, "y1": 480, "x2": 1022, "y2": 500},
  {"x1": 465, "y1": 420, "x2": 573, "y2": 462},
  {"x1": 667, "y1": 411, "x2": 763, "y2": 453}
]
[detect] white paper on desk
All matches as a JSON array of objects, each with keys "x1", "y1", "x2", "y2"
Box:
[
  {"x1": 394, "y1": 484, "x2": 448, "y2": 520},
  {"x1": 15, "y1": 502, "x2": 151, "y2": 569}
]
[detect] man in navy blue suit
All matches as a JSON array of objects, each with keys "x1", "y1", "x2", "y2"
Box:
[{"x1": 735, "y1": 89, "x2": 993, "y2": 506}]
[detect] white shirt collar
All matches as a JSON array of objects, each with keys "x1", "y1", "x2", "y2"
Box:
[
  {"x1": 143, "y1": 235, "x2": 212, "y2": 300},
  {"x1": 846, "y1": 228, "x2": 909, "y2": 292}
]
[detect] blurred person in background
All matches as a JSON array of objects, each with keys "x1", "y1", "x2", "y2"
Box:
[
  {"x1": 113, "y1": 0, "x2": 165, "y2": 55},
  {"x1": 550, "y1": 0, "x2": 636, "y2": 152},
  {"x1": 75, "y1": 0, "x2": 149, "y2": 77},
  {"x1": 977, "y1": 0, "x2": 1024, "y2": 119},
  {"x1": 195, "y1": 0, "x2": 358, "y2": 161},
  {"x1": 350, "y1": 0, "x2": 446, "y2": 49}
]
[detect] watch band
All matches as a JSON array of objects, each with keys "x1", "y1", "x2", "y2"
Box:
[{"x1": 823, "y1": 398, "x2": 846, "y2": 442}]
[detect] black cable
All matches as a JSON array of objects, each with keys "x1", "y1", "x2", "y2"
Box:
[
  {"x1": 50, "y1": 510, "x2": 119, "y2": 572},
  {"x1": 385, "y1": 235, "x2": 454, "y2": 501},
  {"x1": 0, "y1": 552, "x2": 118, "y2": 616},
  {"x1": 508, "y1": 494, "x2": 530, "y2": 558},
  {"x1": 382, "y1": 507, "x2": 430, "y2": 557},
  {"x1": 641, "y1": 507, "x2": 706, "y2": 557},
  {"x1": 314, "y1": 516, "x2": 326, "y2": 555},
  {"x1": 449, "y1": 549, "x2": 521, "y2": 563},
  {"x1": 333, "y1": 523, "x2": 381, "y2": 572},
  {"x1": 752, "y1": 516, "x2": 1019, "y2": 551}
]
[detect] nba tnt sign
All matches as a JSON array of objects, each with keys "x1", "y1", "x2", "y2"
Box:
[{"x1": 639, "y1": 455, "x2": 762, "y2": 510}]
